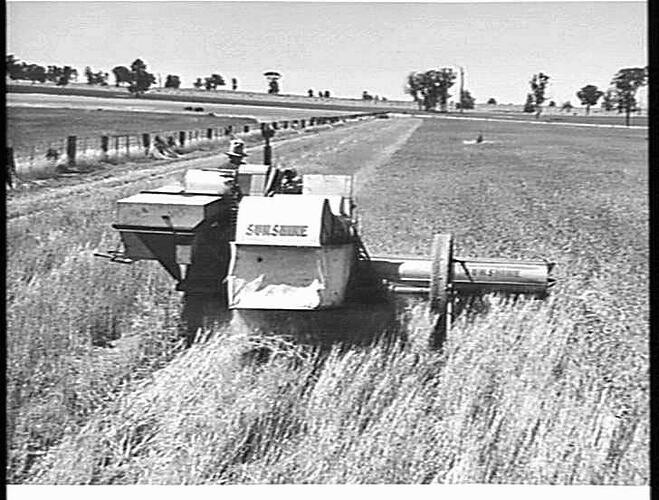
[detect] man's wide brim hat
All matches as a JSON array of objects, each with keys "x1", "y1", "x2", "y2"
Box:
[{"x1": 225, "y1": 140, "x2": 249, "y2": 158}]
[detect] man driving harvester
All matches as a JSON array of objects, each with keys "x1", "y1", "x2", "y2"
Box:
[
  {"x1": 222, "y1": 139, "x2": 250, "y2": 205},
  {"x1": 225, "y1": 139, "x2": 249, "y2": 169}
]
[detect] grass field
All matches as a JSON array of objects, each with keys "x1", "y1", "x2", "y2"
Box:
[
  {"x1": 5, "y1": 116, "x2": 648, "y2": 484},
  {"x1": 6, "y1": 107, "x2": 257, "y2": 150},
  {"x1": 8, "y1": 82, "x2": 411, "y2": 114},
  {"x1": 440, "y1": 111, "x2": 648, "y2": 127}
]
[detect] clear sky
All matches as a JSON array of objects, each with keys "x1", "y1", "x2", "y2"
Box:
[{"x1": 6, "y1": 1, "x2": 647, "y2": 105}]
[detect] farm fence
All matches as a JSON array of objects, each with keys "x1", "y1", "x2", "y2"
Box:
[{"x1": 6, "y1": 112, "x2": 382, "y2": 181}]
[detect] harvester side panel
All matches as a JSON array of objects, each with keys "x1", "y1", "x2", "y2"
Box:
[{"x1": 116, "y1": 192, "x2": 224, "y2": 230}]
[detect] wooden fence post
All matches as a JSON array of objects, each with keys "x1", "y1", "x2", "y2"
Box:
[
  {"x1": 142, "y1": 133, "x2": 151, "y2": 155},
  {"x1": 244, "y1": 125, "x2": 250, "y2": 133},
  {"x1": 66, "y1": 135, "x2": 77, "y2": 166},
  {"x1": 101, "y1": 136, "x2": 109, "y2": 159},
  {"x1": 207, "y1": 128, "x2": 213, "y2": 140}
]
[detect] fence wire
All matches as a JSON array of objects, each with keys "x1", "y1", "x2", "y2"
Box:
[{"x1": 7, "y1": 112, "x2": 381, "y2": 180}]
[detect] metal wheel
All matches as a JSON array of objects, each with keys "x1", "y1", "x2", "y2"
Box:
[{"x1": 429, "y1": 233, "x2": 453, "y2": 315}]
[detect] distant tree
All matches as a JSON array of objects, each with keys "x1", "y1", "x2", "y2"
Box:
[
  {"x1": 210, "y1": 73, "x2": 225, "y2": 89},
  {"x1": 164, "y1": 74, "x2": 181, "y2": 89},
  {"x1": 232, "y1": 77, "x2": 238, "y2": 90},
  {"x1": 576, "y1": 84, "x2": 604, "y2": 115},
  {"x1": 264, "y1": 71, "x2": 281, "y2": 94},
  {"x1": 318, "y1": 90, "x2": 324, "y2": 98},
  {"x1": 458, "y1": 89, "x2": 475, "y2": 110},
  {"x1": 611, "y1": 67, "x2": 648, "y2": 126},
  {"x1": 362, "y1": 90, "x2": 373, "y2": 100},
  {"x1": 307, "y1": 89, "x2": 314, "y2": 97},
  {"x1": 6, "y1": 54, "x2": 18, "y2": 73},
  {"x1": 405, "y1": 73, "x2": 422, "y2": 109},
  {"x1": 324, "y1": 90, "x2": 330, "y2": 98},
  {"x1": 202, "y1": 74, "x2": 225, "y2": 91},
  {"x1": 55, "y1": 66, "x2": 75, "y2": 86},
  {"x1": 45, "y1": 65, "x2": 60, "y2": 83},
  {"x1": 561, "y1": 101, "x2": 573, "y2": 113},
  {"x1": 523, "y1": 93, "x2": 535, "y2": 113},
  {"x1": 112, "y1": 65, "x2": 131, "y2": 87},
  {"x1": 29, "y1": 63, "x2": 73, "y2": 85},
  {"x1": 84, "y1": 66, "x2": 94, "y2": 84},
  {"x1": 405, "y1": 68, "x2": 456, "y2": 111},
  {"x1": 194, "y1": 78, "x2": 203, "y2": 90},
  {"x1": 18, "y1": 62, "x2": 29, "y2": 80},
  {"x1": 85, "y1": 66, "x2": 108, "y2": 85},
  {"x1": 601, "y1": 89, "x2": 615, "y2": 111},
  {"x1": 6, "y1": 54, "x2": 25, "y2": 79},
  {"x1": 529, "y1": 72, "x2": 550, "y2": 118},
  {"x1": 486, "y1": 97, "x2": 497, "y2": 105},
  {"x1": 127, "y1": 58, "x2": 156, "y2": 96},
  {"x1": 548, "y1": 100, "x2": 556, "y2": 108},
  {"x1": 25, "y1": 64, "x2": 47, "y2": 84}
]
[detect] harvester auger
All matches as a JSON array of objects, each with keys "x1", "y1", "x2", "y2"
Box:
[{"x1": 96, "y1": 153, "x2": 555, "y2": 345}]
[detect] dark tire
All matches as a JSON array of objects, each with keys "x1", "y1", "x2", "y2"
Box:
[{"x1": 429, "y1": 233, "x2": 453, "y2": 315}]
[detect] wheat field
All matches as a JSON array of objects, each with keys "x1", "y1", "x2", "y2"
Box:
[{"x1": 6, "y1": 116, "x2": 648, "y2": 484}]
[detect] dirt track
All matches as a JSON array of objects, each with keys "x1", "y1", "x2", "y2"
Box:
[{"x1": 6, "y1": 117, "x2": 422, "y2": 222}]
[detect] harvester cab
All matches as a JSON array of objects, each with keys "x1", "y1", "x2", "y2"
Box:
[{"x1": 96, "y1": 157, "x2": 555, "y2": 342}]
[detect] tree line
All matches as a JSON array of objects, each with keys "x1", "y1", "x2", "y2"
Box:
[
  {"x1": 7, "y1": 56, "x2": 316, "y2": 97},
  {"x1": 404, "y1": 66, "x2": 647, "y2": 125},
  {"x1": 7, "y1": 54, "x2": 647, "y2": 121},
  {"x1": 521, "y1": 67, "x2": 647, "y2": 125},
  {"x1": 6, "y1": 55, "x2": 78, "y2": 86},
  {"x1": 6, "y1": 55, "x2": 342, "y2": 100},
  {"x1": 6, "y1": 55, "x2": 248, "y2": 96}
]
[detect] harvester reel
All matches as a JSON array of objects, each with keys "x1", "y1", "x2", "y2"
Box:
[{"x1": 429, "y1": 233, "x2": 453, "y2": 316}]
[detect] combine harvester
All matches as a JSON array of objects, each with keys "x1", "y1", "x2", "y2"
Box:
[{"x1": 97, "y1": 141, "x2": 555, "y2": 345}]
